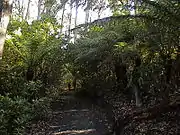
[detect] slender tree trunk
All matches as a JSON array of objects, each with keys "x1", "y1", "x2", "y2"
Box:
[
  {"x1": 134, "y1": 0, "x2": 137, "y2": 15},
  {"x1": 72, "y1": 75, "x2": 77, "y2": 90},
  {"x1": 21, "y1": 0, "x2": 25, "y2": 19},
  {"x1": 37, "y1": 0, "x2": 42, "y2": 20},
  {"x1": 17, "y1": 0, "x2": 21, "y2": 16},
  {"x1": 0, "y1": 0, "x2": 12, "y2": 59},
  {"x1": 132, "y1": 57, "x2": 142, "y2": 107},
  {"x1": 0, "y1": 0, "x2": 3, "y2": 20},
  {"x1": 85, "y1": 9, "x2": 89, "y2": 23},
  {"x1": 60, "y1": 4, "x2": 66, "y2": 34},
  {"x1": 74, "y1": 1, "x2": 78, "y2": 27},
  {"x1": 133, "y1": 84, "x2": 142, "y2": 107},
  {"x1": 25, "y1": 0, "x2": 31, "y2": 20},
  {"x1": 74, "y1": 0, "x2": 78, "y2": 40},
  {"x1": 68, "y1": 0, "x2": 73, "y2": 37},
  {"x1": 98, "y1": 10, "x2": 101, "y2": 19},
  {"x1": 85, "y1": 0, "x2": 91, "y2": 23}
]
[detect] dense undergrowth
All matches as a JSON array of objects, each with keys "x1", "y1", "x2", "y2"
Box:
[{"x1": 0, "y1": 18, "x2": 64, "y2": 134}]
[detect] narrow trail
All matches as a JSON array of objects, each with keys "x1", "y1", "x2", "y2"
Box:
[{"x1": 27, "y1": 92, "x2": 112, "y2": 135}]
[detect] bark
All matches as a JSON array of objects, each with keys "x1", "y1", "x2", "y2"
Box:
[
  {"x1": 74, "y1": 0, "x2": 78, "y2": 40},
  {"x1": 37, "y1": 0, "x2": 43, "y2": 20},
  {"x1": 21, "y1": 0, "x2": 24, "y2": 18},
  {"x1": 17, "y1": 0, "x2": 21, "y2": 16},
  {"x1": 0, "y1": 0, "x2": 12, "y2": 59},
  {"x1": 133, "y1": 84, "x2": 142, "y2": 107},
  {"x1": 132, "y1": 56, "x2": 142, "y2": 107},
  {"x1": 0, "y1": 1, "x2": 3, "y2": 19},
  {"x1": 60, "y1": 4, "x2": 66, "y2": 34},
  {"x1": 74, "y1": 0, "x2": 78, "y2": 27},
  {"x1": 68, "y1": 0, "x2": 73, "y2": 37},
  {"x1": 25, "y1": 0, "x2": 31, "y2": 20},
  {"x1": 97, "y1": 10, "x2": 101, "y2": 19},
  {"x1": 85, "y1": 9, "x2": 89, "y2": 23},
  {"x1": 85, "y1": 0, "x2": 91, "y2": 24}
]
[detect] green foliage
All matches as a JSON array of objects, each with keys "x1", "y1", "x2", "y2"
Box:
[
  {"x1": 66, "y1": 0, "x2": 180, "y2": 101},
  {"x1": 21, "y1": 81, "x2": 43, "y2": 102},
  {"x1": 0, "y1": 96, "x2": 32, "y2": 135},
  {"x1": 32, "y1": 97, "x2": 51, "y2": 120},
  {"x1": 1, "y1": 17, "x2": 64, "y2": 93},
  {"x1": 0, "y1": 17, "x2": 65, "y2": 134}
]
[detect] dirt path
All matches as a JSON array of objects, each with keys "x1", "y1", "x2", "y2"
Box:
[{"x1": 27, "y1": 92, "x2": 112, "y2": 135}]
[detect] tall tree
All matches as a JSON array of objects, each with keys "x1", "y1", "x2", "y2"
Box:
[
  {"x1": 37, "y1": 0, "x2": 41, "y2": 20},
  {"x1": 25, "y1": 0, "x2": 31, "y2": 20},
  {"x1": 68, "y1": 0, "x2": 73, "y2": 37},
  {"x1": 84, "y1": 0, "x2": 91, "y2": 23},
  {"x1": 60, "y1": 0, "x2": 68, "y2": 34},
  {"x1": 74, "y1": 0, "x2": 81, "y2": 40},
  {"x1": 0, "y1": 0, "x2": 12, "y2": 59}
]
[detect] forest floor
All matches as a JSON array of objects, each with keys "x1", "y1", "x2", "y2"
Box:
[
  {"x1": 26, "y1": 90, "x2": 180, "y2": 135},
  {"x1": 26, "y1": 91, "x2": 112, "y2": 135}
]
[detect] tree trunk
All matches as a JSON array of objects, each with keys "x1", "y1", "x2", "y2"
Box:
[
  {"x1": 98, "y1": 10, "x2": 101, "y2": 19},
  {"x1": 21, "y1": 0, "x2": 25, "y2": 19},
  {"x1": 25, "y1": 0, "x2": 31, "y2": 20},
  {"x1": 85, "y1": 0, "x2": 91, "y2": 24},
  {"x1": 37, "y1": 0, "x2": 42, "y2": 20},
  {"x1": 60, "y1": 4, "x2": 66, "y2": 34},
  {"x1": 85, "y1": 9, "x2": 89, "y2": 23},
  {"x1": 134, "y1": 0, "x2": 138, "y2": 15},
  {"x1": 0, "y1": 0, "x2": 12, "y2": 59},
  {"x1": 133, "y1": 84, "x2": 142, "y2": 107},
  {"x1": 133, "y1": 56, "x2": 142, "y2": 106},
  {"x1": 68, "y1": 0, "x2": 73, "y2": 37},
  {"x1": 74, "y1": 0, "x2": 78, "y2": 40}
]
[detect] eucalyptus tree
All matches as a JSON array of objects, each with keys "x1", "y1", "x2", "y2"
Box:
[
  {"x1": 74, "y1": 0, "x2": 81, "y2": 39},
  {"x1": 24, "y1": 0, "x2": 31, "y2": 20},
  {"x1": 59, "y1": 0, "x2": 68, "y2": 34},
  {"x1": 0, "y1": 0, "x2": 12, "y2": 59},
  {"x1": 68, "y1": 0, "x2": 73, "y2": 37}
]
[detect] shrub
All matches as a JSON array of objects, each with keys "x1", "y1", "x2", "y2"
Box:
[
  {"x1": 0, "y1": 96, "x2": 32, "y2": 135},
  {"x1": 31, "y1": 97, "x2": 51, "y2": 120},
  {"x1": 21, "y1": 80, "x2": 43, "y2": 102}
]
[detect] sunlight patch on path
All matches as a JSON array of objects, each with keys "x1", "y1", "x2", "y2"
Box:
[{"x1": 53, "y1": 129, "x2": 96, "y2": 135}]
